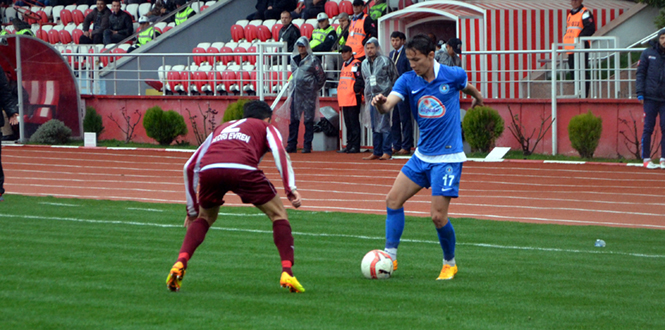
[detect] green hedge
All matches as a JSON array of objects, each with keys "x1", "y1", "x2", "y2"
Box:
[
  {"x1": 462, "y1": 106, "x2": 505, "y2": 152},
  {"x1": 222, "y1": 99, "x2": 250, "y2": 123},
  {"x1": 29, "y1": 119, "x2": 72, "y2": 144},
  {"x1": 142, "y1": 106, "x2": 188, "y2": 145},
  {"x1": 83, "y1": 106, "x2": 104, "y2": 138},
  {"x1": 568, "y1": 110, "x2": 602, "y2": 159}
]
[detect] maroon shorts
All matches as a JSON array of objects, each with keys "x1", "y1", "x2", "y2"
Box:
[{"x1": 198, "y1": 168, "x2": 278, "y2": 209}]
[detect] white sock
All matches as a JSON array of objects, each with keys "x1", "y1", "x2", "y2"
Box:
[
  {"x1": 384, "y1": 248, "x2": 397, "y2": 261},
  {"x1": 444, "y1": 257, "x2": 456, "y2": 267}
]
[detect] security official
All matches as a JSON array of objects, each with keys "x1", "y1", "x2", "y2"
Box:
[
  {"x1": 174, "y1": 0, "x2": 196, "y2": 26},
  {"x1": 336, "y1": 45, "x2": 364, "y2": 153},
  {"x1": 563, "y1": 0, "x2": 595, "y2": 97},
  {"x1": 310, "y1": 13, "x2": 337, "y2": 52},
  {"x1": 333, "y1": 12, "x2": 350, "y2": 50},
  {"x1": 128, "y1": 16, "x2": 161, "y2": 52},
  {"x1": 346, "y1": 0, "x2": 377, "y2": 61}
]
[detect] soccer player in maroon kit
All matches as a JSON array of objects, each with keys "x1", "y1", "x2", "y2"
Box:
[{"x1": 166, "y1": 100, "x2": 305, "y2": 293}]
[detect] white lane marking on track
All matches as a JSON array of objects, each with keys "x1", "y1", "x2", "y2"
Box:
[
  {"x1": 38, "y1": 202, "x2": 81, "y2": 207},
  {"x1": 1, "y1": 213, "x2": 663, "y2": 259},
  {"x1": 127, "y1": 207, "x2": 165, "y2": 212}
]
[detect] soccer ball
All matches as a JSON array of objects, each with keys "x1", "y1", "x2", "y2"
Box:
[{"x1": 361, "y1": 250, "x2": 394, "y2": 279}]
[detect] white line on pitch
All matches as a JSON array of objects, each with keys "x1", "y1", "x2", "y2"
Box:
[
  {"x1": 127, "y1": 207, "x2": 165, "y2": 212},
  {"x1": 38, "y1": 202, "x2": 80, "y2": 207}
]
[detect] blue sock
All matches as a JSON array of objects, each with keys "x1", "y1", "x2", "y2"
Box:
[
  {"x1": 385, "y1": 207, "x2": 405, "y2": 250},
  {"x1": 436, "y1": 219, "x2": 456, "y2": 261}
]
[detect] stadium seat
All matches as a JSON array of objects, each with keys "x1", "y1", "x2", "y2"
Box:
[
  {"x1": 192, "y1": 67, "x2": 210, "y2": 94},
  {"x1": 206, "y1": 46, "x2": 220, "y2": 65},
  {"x1": 59, "y1": 30, "x2": 72, "y2": 44},
  {"x1": 167, "y1": 71, "x2": 182, "y2": 94},
  {"x1": 193, "y1": 47, "x2": 207, "y2": 66},
  {"x1": 230, "y1": 24, "x2": 245, "y2": 42},
  {"x1": 272, "y1": 23, "x2": 282, "y2": 42},
  {"x1": 84, "y1": 8, "x2": 93, "y2": 17},
  {"x1": 244, "y1": 24, "x2": 258, "y2": 42},
  {"x1": 247, "y1": 46, "x2": 257, "y2": 65},
  {"x1": 339, "y1": 0, "x2": 353, "y2": 15},
  {"x1": 300, "y1": 23, "x2": 314, "y2": 39},
  {"x1": 22, "y1": 80, "x2": 58, "y2": 125},
  {"x1": 43, "y1": 6, "x2": 54, "y2": 19},
  {"x1": 125, "y1": 4, "x2": 139, "y2": 21},
  {"x1": 47, "y1": 29, "x2": 61, "y2": 44},
  {"x1": 76, "y1": 4, "x2": 89, "y2": 12},
  {"x1": 255, "y1": 25, "x2": 271, "y2": 42},
  {"x1": 60, "y1": 9, "x2": 73, "y2": 26},
  {"x1": 162, "y1": 25, "x2": 173, "y2": 34},
  {"x1": 36, "y1": 29, "x2": 49, "y2": 43},
  {"x1": 200, "y1": 5, "x2": 209, "y2": 12},
  {"x1": 138, "y1": 3, "x2": 151, "y2": 17},
  {"x1": 262, "y1": 19, "x2": 276, "y2": 30},
  {"x1": 325, "y1": 1, "x2": 339, "y2": 18},
  {"x1": 111, "y1": 47, "x2": 127, "y2": 62},
  {"x1": 219, "y1": 46, "x2": 233, "y2": 65},
  {"x1": 72, "y1": 9, "x2": 85, "y2": 25},
  {"x1": 233, "y1": 46, "x2": 247, "y2": 65},
  {"x1": 72, "y1": 29, "x2": 83, "y2": 44},
  {"x1": 38, "y1": 10, "x2": 49, "y2": 24},
  {"x1": 157, "y1": 65, "x2": 171, "y2": 92},
  {"x1": 52, "y1": 5, "x2": 64, "y2": 23},
  {"x1": 234, "y1": 19, "x2": 249, "y2": 27}
]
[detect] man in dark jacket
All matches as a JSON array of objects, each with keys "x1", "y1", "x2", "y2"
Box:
[
  {"x1": 104, "y1": 0, "x2": 134, "y2": 45},
  {"x1": 264, "y1": 0, "x2": 297, "y2": 20},
  {"x1": 291, "y1": 0, "x2": 326, "y2": 20},
  {"x1": 80, "y1": 0, "x2": 111, "y2": 44},
  {"x1": 636, "y1": 28, "x2": 665, "y2": 169},
  {"x1": 279, "y1": 11, "x2": 301, "y2": 53},
  {"x1": 388, "y1": 31, "x2": 413, "y2": 155},
  {"x1": 0, "y1": 65, "x2": 19, "y2": 201}
]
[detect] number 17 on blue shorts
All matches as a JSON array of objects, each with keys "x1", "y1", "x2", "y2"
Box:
[{"x1": 401, "y1": 157, "x2": 463, "y2": 197}]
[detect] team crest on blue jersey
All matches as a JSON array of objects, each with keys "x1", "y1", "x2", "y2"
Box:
[
  {"x1": 439, "y1": 84, "x2": 450, "y2": 94},
  {"x1": 444, "y1": 165, "x2": 453, "y2": 174},
  {"x1": 417, "y1": 96, "x2": 446, "y2": 118}
]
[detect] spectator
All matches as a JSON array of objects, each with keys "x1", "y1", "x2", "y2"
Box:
[
  {"x1": 128, "y1": 16, "x2": 161, "y2": 52},
  {"x1": 563, "y1": 0, "x2": 595, "y2": 97},
  {"x1": 434, "y1": 40, "x2": 446, "y2": 62},
  {"x1": 636, "y1": 28, "x2": 665, "y2": 169},
  {"x1": 389, "y1": 31, "x2": 413, "y2": 156},
  {"x1": 80, "y1": 0, "x2": 111, "y2": 44},
  {"x1": 104, "y1": 0, "x2": 134, "y2": 45},
  {"x1": 347, "y1": 0, "x2": 376, "y2": 61},
  {"x1": 333, "y1": 12, "x2": 350, "y2": 50},
  {"x1": 336, "y1": 45, "x2": 364, "y2": 154},
  {"x1": 309, "y1": 13, "x2": 336, "y2": 52},
  {"x1": 368, "y1": 0, "x2": 387, "y2": 21},
  {"x1": 361, "y1": 37, "x2": 398, "y2": 160},
  {"x1": 174, "y1": 0, "x2": 196, "y2": 26},
  {"x1": 264, "y1": 0, "x2": 298, "y2": 20},
  {"x1": 147, "y1": 0, "x2": 169, "y2": 22},
  {"x1": 0, "y1": 64, "x2": 18, "y2": 202},
  {"x1": 283, "y1": 37, "x2": 326, "y2": 153},
  {"x1": 279, "y1": 11, "x2": 301, "y2": 53},
  {"x1": 438, "y1": 37, "x2": 462, "y2": 67},
  {"x1": 12, "y1": 19, "x2": 34, "y2": 37},
  {"x1": 291, "y1": 0, "x2": 326, "y2": 20},
  {"x1": 247, "y1": 0, "x2": 268, "y2": 20}
]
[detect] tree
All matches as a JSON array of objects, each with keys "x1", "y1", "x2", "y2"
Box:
[{"x1": 636, "y1": 0, "x2": 665, "y2": 28}]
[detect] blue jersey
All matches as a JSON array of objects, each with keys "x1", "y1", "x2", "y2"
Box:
[{"x1": 391, "y1": 61, "x2": 467, "y2": 156}]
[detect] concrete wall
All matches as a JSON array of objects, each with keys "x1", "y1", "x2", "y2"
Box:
[{"x1": 82, "y1": 95, "x2": 657, "y2": 159}]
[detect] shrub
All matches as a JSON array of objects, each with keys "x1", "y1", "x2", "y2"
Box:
[
  {"x1": 222, "y1": 99, "x2": 250, "y2": 123},
  {"x1": 29, "y1": 119, "x2": 72, "y2": 144},
  {"x1": 143, "y1": 106, "x2": 188, "y2": 145},
  {"x1": 83, "y1": 106, "x2": 104, "y2": 138},
  {"x1": 568, "y1": 110, "x2": 603, "y2": 159},
  {"x1": 462, "y1": 106, "x2": 505, "y2": 152}
]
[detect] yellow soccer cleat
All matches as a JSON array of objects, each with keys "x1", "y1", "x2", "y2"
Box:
[
  {"x1": 280, "y1": 272, "x2": 305, "y2": 293},
  {"x1": 436, "y1": 264, "x2": 458, "y2": 281},
  {"x1": 393, "y1": 260, "x2": 398, "y2": 272},
  {"x1": 166, "y1": 261, "x2": 186, "y2": 292}
]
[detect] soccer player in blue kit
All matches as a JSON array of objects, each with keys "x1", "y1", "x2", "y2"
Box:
[{"x1": 372, "y1": 34, "x2": 483, "y2": 280}]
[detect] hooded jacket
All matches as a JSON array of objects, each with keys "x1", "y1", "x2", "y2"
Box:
[{"x1": 636, "y1": 29, "x2": 665, "y2": 102}]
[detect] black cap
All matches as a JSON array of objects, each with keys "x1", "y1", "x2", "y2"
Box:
[
  {"x1": 659, "y1": 28, "x2": 665, "y2": 38},
  {"x1": 352, "y1": 0, "x2": 365, "y2": 6},
  {"x1": 340, "y1": 45, "x2": 353, "y2": 53},
  {"x1": 447, "y1": 37, "x2": 462, "y2": 54}
]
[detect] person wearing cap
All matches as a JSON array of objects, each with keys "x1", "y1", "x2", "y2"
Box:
[
  {"x1": 333, "y1": 12, "x2": 350, "y2": 50},
  {"x1": 361, "y1": 37, "x2": 398, "y2": 160},
  {"x1": 279, "y1": 11, "x2": 301, "y2": 53},
  {"x1": 438, "y1": 37, "x2": 462, "y2": 68},
  {"x1": 336, "y1": 45, "x2": 364, "y2": 153},
  {"x1": 129, "y1": 16, "x2": 161, "y2": 52},
  {"x1": 282, "y1": 36, "x2": 326, "y2": 153},
  {"x1": 636, "y1": 28, "x2": 665, "y2": 169},
  {"x1": 175, "y1": 0, "x2": 196, "y2": 26},
  {"x1": 80, "y1": 0, "x2": 111, "y2": 44},
  {"x1": 309, "y1": 13, "x2": 337, "y2": 52},
  {"x1": 347, "y1": 0, "x2": 377, "y2": 61},
  {"x1": 389, "y1": 31, "x2": 413, "y2": 156},
  {"x1": 563, "y1": 0, "x2": 595, "y2": 98},
  {"x1": 291, "y1": 0, "x2": 326, "y2": 20},
  {"x1": 104, "y1": 0, "x2": 133, "y2": 45}
]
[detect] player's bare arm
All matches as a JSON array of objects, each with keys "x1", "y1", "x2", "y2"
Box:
[
  {"x1": 288, "y1": 190, "x2": 302, "y2": 208},
  {"x1": 372, "y1": 94, "x2": 402, "y2": 114},
  {"x1": 462, "y1": 83, "x2": 484, "y2": 108}
]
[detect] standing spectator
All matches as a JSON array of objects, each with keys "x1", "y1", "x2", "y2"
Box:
[
  {"x1": 563, "y1": 0, "x2": 595, "y2": 97},
  {"x1": 636, "y1": 28, "x2": 665, "y2": 169},
  {"x1": 279, "y1": 11, "x2": 301, "y2": 53},
  {"x1": 347, "y1": 0, "x2": 376, "y2": 61},
  {"x1": 438, "y1": 37, "x2": 462, "y2": 67},
  {"x1": 336, "y1": 45, "x2": 364, "y2": 153},
  {"x1": 104, "y1": 0, "x2": 134, "y2": 45},
  {"x1": 333, "y1": 12, "x2": 350, "y2": 51},
  {"x1": 264, "y1": 0, "x2": 298, "y2": 20},
  {"x1": 389, "y1": 31, "x2": 413, "y2": 156},
  {"x1": 128, "y1": 16, "x2": 161, "y2": 52},
  {"x1": 80, "y1": 0, "x2": 111, "y2": 44},
  {"x1": 0, "y1": 64, "x2": 18, "y2": 202},
  {"x1": 434, "y1": 40, "x2": 446, "y2": 62},
  {"x1": 361, "y1": 37, "x2": 398, "y2": 160},
  {"x1": 166, "y1": 100, "x2": 305, "y2": 293},
  {"x1": 284, "y1": 37, "x2": 326, "y2": 153},
  {"x1": 291, "y1": 0, "x2": 326, "y2": 20},
  {"x1": 174, "y1": 0, "x2": 196, "y2": 26},
  {"x1": 309, "y1": 13, "x2": 336, "y2": 52}
]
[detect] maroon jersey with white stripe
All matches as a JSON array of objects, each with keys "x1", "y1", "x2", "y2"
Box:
[{"x1": 183, "y1": 118, "x2": 296, "y2": 216}]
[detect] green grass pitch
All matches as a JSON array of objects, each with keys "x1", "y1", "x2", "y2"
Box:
[{"x1": 1, "y1": 195, "x2": 664, "y2": 329}]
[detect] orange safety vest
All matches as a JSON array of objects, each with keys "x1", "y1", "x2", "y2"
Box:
[
  {"x1": 563, "y1": 7, "x2": 589, "y2": 54},
  {"x1": 337, "y1": 59, "x2": 361, "y2": 107},
  {"x1": 347, "y1": 15, "x2": 367, "y2": 59}
]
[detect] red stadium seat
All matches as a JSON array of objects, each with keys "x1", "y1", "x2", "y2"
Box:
[
  {"x1": 272, "y1": 23, "x2": 282, "y2": 41},
  {"x1": 244, "y1": 24, "x2": 258, "y2": 42},
  {"x1": 167, "y1": 71, "x2": 181, "y2": 93},
  {"x1": 300, "y1": 23, "x2": 314, "y2": 39},
  {"x1": 84, "y1": 8, "x2": 92, "y2": 17},
  {"x1": 60, "y1": 9, "x2": 73, "y2": 25},
  {"x1": 247, "y1": 46, "x2": 257, "y2": 65},
  {"x1": 37, "y1": 30, "x2": 49, "y2": 43},
  {"x1": 257, "y1": 25, "x2": 271, "y2": 42},
  {"x1": 179, "y1": 69, "x2": 191, "y2": 93},
  {"x1": 192, "y1": 71, "x2": 208, "y2": 93},
  {"x1": 230, "y1": 24, "x2": 245, "y2": 42},
  {"x1": 112, "y1": 47, "x2": 127, "y2": 62},
  {"x1": 339, "y1": 1, "x2": 353, "y2": 15},
  {"x1": 233, "y1": 46, "x2": 247, "y2": 65},
  {"x1": 163, "y1": 26, "x2": 173, "y2": 33},
  {"x1": 221, "y1": 70, "x2": 237, "y2": 93},
  {"x1": 325, "y1": 1, "x2": 339, "y2": 18},
  {"x1": 249, "y1": 71, "x2": 258, "y2": 92},
  {"x1": 206, "y1": 46, "x2": 220, "y2": 65},
  {"x1": 59, "y1": 30, "x2": 73, "y2": 44},
  {"x1": 72, "y1": 9, "x2": 85, "y2": 25},
  {"x1": 193, "y1": 47, "x2": 207, "y2": 65},
  {"x1": 200, "y1": 5, "x2": 209, "y2": 12},
  {"x1": 100, "y1": 47, "x2": 111, "y2": 67},
  {"x1": 238, "y1": 70, "x2": 251, "y2": 92},
  {"x1": 207, "y1": 70, "x2": 223, "y2": 93},
  {"x1": 72, "y1": 29, "x2": 83, "y2": 44},
  {"x1": 38, "y1": 11, "x2": 48, "y2": 24},
  {"x1": 47, "y1": 29, "x2": 61, "y2": 44},
  {"x1": 220, "y1": 46, "x2": 233, "y2": 65}
]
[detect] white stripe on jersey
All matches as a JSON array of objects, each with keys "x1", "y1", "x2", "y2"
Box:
[
  {"x1": 201, "y1": 163, "x2": 258, "y2": 171},
  {"x1": 266, "y1": 126, "x2": 297, "y2": 193},
  {"x1": 184, "y1": 133, "x2": 213, "y2": 216}
]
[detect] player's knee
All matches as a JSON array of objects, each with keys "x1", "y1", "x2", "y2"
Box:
[
  {"x1": 385, "y1": 195, "x2": 403, "y2": 210},
  {"x1": 431, "y1": 214, "x2": 448, "y2": 227}
]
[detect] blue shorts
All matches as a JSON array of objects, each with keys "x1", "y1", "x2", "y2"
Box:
[{"x1": 401, "y1": 156, "x2": 463, "y2": 197}]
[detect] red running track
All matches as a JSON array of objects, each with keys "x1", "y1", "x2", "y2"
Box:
[{"x1": 2, "y1": 145, "x2": 664, "y2": 229}]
